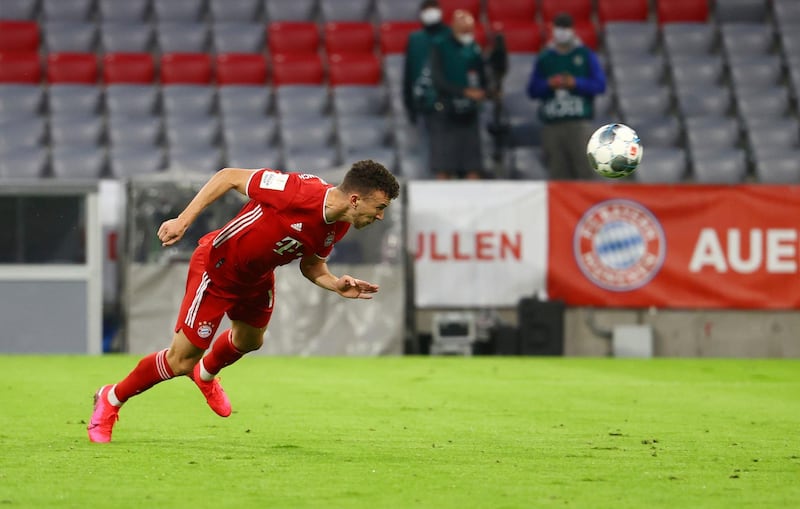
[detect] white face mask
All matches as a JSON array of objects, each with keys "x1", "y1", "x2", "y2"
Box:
[
  {"x1": 420, "y1": 8, "x2": 442, "y2": 26},
  {"x1": 553, "y1": 27, "x2": 574, "y2": 45},
  {"x1": 456, "y1": 33, "x2": 474, "y2": 46}
]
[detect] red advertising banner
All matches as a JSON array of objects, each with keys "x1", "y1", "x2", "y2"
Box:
[{"x1": 548, "y1": 182, "x2": 800, "y2": 309}]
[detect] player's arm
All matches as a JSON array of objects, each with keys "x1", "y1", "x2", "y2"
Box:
[
  {"x1": 299, "y1": 254, "x2": 379, "y2": 300},
  {"x1": 158, "y1": 167, "x2": 256, "y2": 246}
]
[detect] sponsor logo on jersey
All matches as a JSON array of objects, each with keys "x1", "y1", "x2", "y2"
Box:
[
  {"x1": 574, "y1": 199, "x2": 666, "y2": 291},
  {"x1": 259, "y1": 171, "x2": 289, "y2": 190},
  {"x1": 291, "y1": 222, "x2": 303, "y2": 231}
]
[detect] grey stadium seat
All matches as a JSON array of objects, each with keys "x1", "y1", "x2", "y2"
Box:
[
  {"x1": 734, "y1": 86, "x2": 790, "y2": 120},
  {"x1": 280, "y1": 116, "x2": 336, "y2": 150},
  {"x1": 49, "y1": 115, "x2": 105, "y2": 147},
  {"x1": 675, "y1": 86, "x2": 732, "y2": 118},
  {"x1": 332, "y1": 85, "x2": 388, "y2": 118},
  {"x1": 110, "y1": 146, "x2": 166, "y2": 178},
  {"x1": 209, "y1": 0, "x2": 262, "y2": 22},
  {"x1": 0, "y1": 146, "x2": 48, "y2": 178},
  {"x1": 685, "y1": 116, "x2": 741, "y2": 153},
  {"x1": 511, "y1": 147, "x2": 549, "y2": 180},
  {"x1": 610, "y1": 55, "x2": 665, "y2": 90},
  {"x1": 222, "y1": 116, "x2": 279, "y2": 148},
  {"x1": 105, "y1": 85, "x2": 160, "y2": 117},
  {"x1": 212, "y1": 23, "x2": 266, "y2": 54},
  {"x1": 779, "y1": 30, "x2": 800, "y2": 59},
  {"x1": 108, "y1": 116, "x2": 163, "y2": 148},
  {"x1": 51, "y1": 146, "x2": 107, "y2": 179},
  {"x1": 375, "y1": 0, "x2": 419, "y2": 21},
  {"x1": 774, "y1": 0, "x2": 800, "y2": 24},
  {"x1": 282, "y1": 147, "x2": 340, "y2": 172},
  {"x1": 168, "y1": 146, "x2": 224, "y2": 173},
  {"x1": 397, "y1": 153, "x2": 429, "y2": 180},
  {"x1": 382, "y1": 54, "x2": 404, "y2": 87},
  {"x1": 166, "y1": 116, "x2": 220, "y2": 149},
  {"x1": 626, "y1": 115, "x2": 681, "y2": 148},
  {"x1": 720, "y1": 23, "x2": 774, "y2": 57},
  {"x1": 48, "y1": 84, "x2": 102, "y2": 116},
  {"x1": 662, "y1": 23, "x2": 716, "y2": 57},
  {"x1": 0, "y1": 85, "x2": 44, "y2": 119},
  {"x1": 669, "y1": 55, "x2": 724, "y2": 88},
  {"x1": 226, "y1": 145, "x2": 283, "y2": 169},
  {"x1": 98, "y1": 0, "x2": 151, "y2": 22},
  {"x1": 0, "y1": 0, "x2": 39, "y2": 19},
  {"x1": 44, "y1": 22, "x2": 98, "y2": 53},
  {"x1": 218, "y1": 86, "x2": 272, "y2": 119},
  {"x1": 41, "y1": 0, "x2": 94, "y2": 21},
  {"x1": 604, "y1": 22, "x2": 659, "y2": 57},
  {"x1": 0, "y1": 117, "x2": 46, "y2": 154},
  {"x1": 633, "y1": 147, "x2": 687, "y2": 183},
  {"x1": 100, "y1": 23, "x2": 154, "y2": 52},
  {"x1": 341, "y1": 146, "x2": 397, "y2": 170},
  {"x1": 753, "y1": 150, "x2": 800, "y2": 183},
  {"x1": 161, "y1": 85, "x2": 216, "y2": 118},
  {"x1": 319, "y1": 0, "x2": 373, "y2": 21},
  {"x1": 336, "y1": 116, "x2": 393, "y2": 151},
  {"x1": 715, "y1": 0, "x2": 769, "y2": 23},
  {"x1": 616, "y1": 86, "x2": 671, "y2": 120},
  {"x1": 263, "y1": 0, "x2": 317, "y2": 21},
  {"x1": 728, "y1": 55, "x2": 784, "y2": 91},
  {"x1": 275, "y1": 85, "x2": 330, "y2": 119},
  {"x1": 691, "y1": 148, "x2": 748, "y2": 183},
  {"x1": 744, "y1": 117, "x2": 800, "y2": 151},
  {"x1": 153, "y1": 0, "x2": 206, "y2": 22},
  {"x1": 504, "y1": 54, "x2": 536, "y2": 94},
  {"x1": 156, "y1": 23, "x2": 210, "y2": 53}
]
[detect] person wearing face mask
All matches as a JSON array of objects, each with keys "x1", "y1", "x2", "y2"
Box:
[
  {"x1": 402, "y1": 0, "x2": 451, "y2": 178},
  {"x1": 526, "y1": 12, "x2": 606, "y2": 180},
  {"x1": 426, "y1": 9, "x2": 488, "y2": 180}
]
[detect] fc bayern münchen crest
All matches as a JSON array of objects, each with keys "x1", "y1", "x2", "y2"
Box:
[{"x1": 573, "y1": 200, "x2": 666, "y2": 291}]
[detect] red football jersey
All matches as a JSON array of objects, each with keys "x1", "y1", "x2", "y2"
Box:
[{"x1": 201, "y1": 169, "x2": 351, "y2": 289}]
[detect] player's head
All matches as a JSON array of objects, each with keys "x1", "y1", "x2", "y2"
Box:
[{"x1": 339, "y1": 160, "x2": 400, "y2": 229}]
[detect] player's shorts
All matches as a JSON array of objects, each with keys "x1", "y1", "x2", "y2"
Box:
[{"x1": 174, "y1": 241, "x2": 275, "y2": 349}]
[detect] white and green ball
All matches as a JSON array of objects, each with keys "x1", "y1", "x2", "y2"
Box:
[{"x1": 586, "y1": 123, "x2": 643, "y2": 178}]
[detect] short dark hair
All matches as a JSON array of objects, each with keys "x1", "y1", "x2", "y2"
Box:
[
  {"x1": 340, "y1": 160, "x2": 400, "y2": 200},
  {"x1": 419, "y1": 0, "x2": 439, "y2": 11},
  {"x1": 553, "y1": 12, "x2": 574, "y2": 28}
]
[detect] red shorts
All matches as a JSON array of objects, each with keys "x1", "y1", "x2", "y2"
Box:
[{"x1": 175, "y1": 242, "x2": 275, "y2": 349}]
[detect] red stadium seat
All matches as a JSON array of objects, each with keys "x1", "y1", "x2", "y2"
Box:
[
  {"x1": 541, "y1": 0, "x2": 592, "y2": 24},
  {"x1": 0, "y1": 21, "x2": 39, "y2": 52},
  {"x1": 270, "y1": 52, "x2": 324, "y2": 85},
  {"x1": 487, "y1": 0, "x2": 536, "y2": 23},
  {"x1": 215, "y1": 53, "x2": 267, "y2": 85},
  {"x1": 490, "y1": 20, "x2": 540, "y2": 53},
  {"x1": 47, "y1": 52, "x2": 98, "y2": 83},
  {"x1": 103, "y1": 53, "x2": 155, "y2": 83},
  {"x1": 160, "y1": 53, "x2": 212, "y2": 84},
  {"x1": 657, "y1": 0, "x2": 709, "y2": 24},
  {"x1": 440, "y1": 0, "x2": 481, "y2": 22},
  {"x1": 0, "y1": 51, "x2": 41, "y2": 83},
  {"x1": 327, "y1": 52, "x2": 381, "y2": 85},
  {"x1": 267, "y1": 21, "x2": 319, "y2": 54},
  {"x1": 379, "y1": 21, "x2": 421, "y2": 54},
  {"x1": 597, "y1": 0, "x2": 649, "y2": 24},
  {"x1": 323, "y1": 21, "x2": 375, "y2": 54},
  {"x1": 540, "y1": 19, "x2": 598, "y2": 50}
]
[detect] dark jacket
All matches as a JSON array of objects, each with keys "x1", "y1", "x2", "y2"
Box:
[
  {"x1": 429, "y1": 33, "x2": 487, "y2": 120},
  {"x1": 402, "y1": 23, "x2": 451, "y2": 120}
]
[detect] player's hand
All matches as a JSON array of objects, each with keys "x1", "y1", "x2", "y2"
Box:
[
  {"x1": 157, "y1": 218, "x2": 189, "y2": 247},
  {"x1": 336, "y1": 275, "x2": 379, "y2": 299},
  {"x1": 463, "y1": 87, "x2": 486, "y2": 101}
]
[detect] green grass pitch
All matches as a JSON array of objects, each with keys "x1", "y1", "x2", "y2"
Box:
[{"x1": 0, "y1": 356, "x2": 798, "y2": 508}]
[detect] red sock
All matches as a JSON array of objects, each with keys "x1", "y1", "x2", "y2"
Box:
[
  {"x1": 200, "y1": 329, "x2": 245, "y2": 377},
  {"x1": 114, "y1": 348, "x2": 175, "y2": 403}
]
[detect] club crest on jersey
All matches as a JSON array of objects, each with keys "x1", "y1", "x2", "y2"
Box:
[
  {"x1": 324, "y1": 231, "x2": 335, "y2": 247},
  {"x1": 573, "y1": 199, "x2": 666, "y2": 292},
  {"x1": 197, "y1": 321, "x2": 215, "y2": 339}
]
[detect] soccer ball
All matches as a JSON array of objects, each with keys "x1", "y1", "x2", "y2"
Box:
[{"x1": 586, "y1": 123, "x2": 643, "y2": 179}]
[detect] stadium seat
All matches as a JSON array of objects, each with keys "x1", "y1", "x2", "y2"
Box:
[
  {"x1": 0, "y1": 117, "x2": 46, "y2": 152},
  {"x1": 627, "y1": 115, "x2": 682, "y2": 147},
  {"x1": 212, "y1": 22, "x2": 266, "y2": 54},
  {"x1": 48, "y1": 84, "x2": 102, "y2": 116},
  {"x1": 222, "y1": 115, "x2": 278, "y2": 148},
  {"x1": 540, "y1": 0, "x2": 592, "y2": 24},
  {"x1": 779, "y1": 30, "x2": 800, "y2": 60},
  {"x1": 168, "y1": 146, "x2": 223, "y2": 172},
  {"x1": 41, "y1": 0, "x2": 95, "y2": 21},
  {"x1": 103, "y1": 53, "x2": 155, "y2": 84},
  {"x1": 46, "y1": 53, "x2": 98, "y2": 84},
  {"x1": 379, "y1": 21, "x2": 420, "y2": 54},
  {"x1": 105, "y1": 85, "x2": 159, "y2": 117},
  {"x1": 160, "y1": 53, "x2": 213, "y2": 84},
  {"x1": 375, "y1": 0, "x2": 419, "y2": 22},
  {"x1": 43, "y1": 22, "x2": 98, "y2": 53},
  {"x1": 323, "y1": 22, "x2": 375, "y2": 55},
  {"x1": 280, "y1": 116, "x2": 335, "y2": 150},
  {"x1": 616, "y1": 86, "x2": 671, "y2": 120},
  {"x1": 209, "y1": 0, "x2": 262, "y2": 22},
  {"x1": 728, "y1": 55, "x2": 783, "y2": 91},
  {"x1": 511, "y1": 147, "x2": 549, "y2": 180},
  {"x1": 753, "y1": 151, "x2": 800, "y2": 183},
  {"x1": 490, "y1": 21, "x2": 540, "y2": 54},
  {"x1": 319, "y1": 0, "x2": 373, "y2": 21},
  {"x1": 597, "y1": 0, "x2": 648, "y2": 25},
  {"x1": 215, "y1": 54, "x2": 268, "y2": 85},
  {"x1": 734, "y1": 86, "x2": 791, "y2": 120},
  {"x1": 0, "y1": 145, "x2": 48, "y2": 178},
  {"x1": 165, "y1": 115, "x2": 220, "y2": 148},
  {"x1": 662, "y1": 23, "x2": 716, "y2": 57},
  {"x1": 156, "y1": 23, "x2": 210, "y2": 53},
  {"x1": 0, "y1": 21, "x2": 39, "y2": 52},
  {"x1": 691, "y1": 149, "x2": 747, "y2": 183},
  {"x1": 774, "y1": 0, "x2": 800, "y2": 24},
  {"x1": 504, "y1": 53, "x2": 536, "y2": 93},
  {"x1": 685, "y1": 116, "x2": 740, "y2": 153},
  {"x1": 743, "y1": 117, "x2": 800, "y2": 152},
  {"x1": 267, "y1": 22, "x2": 319, "y2": 55},
  {"x1": 0, "y1": 51, "x2": 40, "y2": 83},
  {"x1": 342, "y1": 146, "x2": 397, "y2": 170},
  {"x1": 610, "y1": 55, "x2": 665, "y2": 90},
  {"x1": 219, "y1": 85, "x2": 272, "y2": 119},
  {"x1": 98, "y1": 0, "x2": 150, "y2": 22},
  {"x1": 332, "y1": 85, "x2": 387, "y2": 117},
  {"x1": 440, "y1": 0, "x2": 481, "y2": 22},
  {"x1": 274, "y1": 84, "x2": 329, "y2": 118},
  {"x1": 0, "y1": 84, "x2": 43, "y2": 119},
  {"x1": 486, "y1": 0, "x2": 536, "y2": 23},
  {"x1": 327, "y1": 53, "x2": 381, "y2": 86},
  {"x1": 270, "y1": 53, "x2": 325, "y2": 85},
  {"x1": 603, "y1": 22, "x2": 659, "y2": 57},
  {"x1": 226, "y1": 145, "x2": 283, "y2": 170},
  {"x1": 630, "y1": 147, "x2": 686, "y2": 183},
  {"x1": 107, "y1": 115, "x2": 162, "y2": 147},
  {"x1": 675, "y1": 86, "x2": 732, "y2": 118},
  {"x1": 1, "y1": 0, "x2": 40, "y2": 20},
  {"x1": 382, "y1": 53, "x2": 404, "y2": 86},
  {"x1": 109, "y1": 146, "x2": 166, "y2": 178},
  {"x1": 161, "y1": 84, "x2": 216, "y2": 117},
  {"x1": 282, "y1": 146, "x2": 340, "y2": 172},
  {"x1": 669, "y1": 55, "x2": 725, "y2": 88},
  {"x1": 51, "y1": 145, "x2": 107, "y2": 179},
  {"x1": 100, "y1": 22, "x2": 154, "y2": 52},
  {"x1": 153, "y1": 0, "x2": 205, "y2": 22},
  {"x1": 720, "y1": 23, "x2": 774, "y2": 57},
  {"x1": 657, "y1": 0, "x2": 709, "y2": 24},
  {"x1": 337, "y1": 117, "x2": 393, "y2": 152},
  {"x1": 715, "y1": 0, "x2": 768, "y2": 23},
  {"x1": 49, "y1": 114, "x2": 105, "y2": 147},
  {"x1": 263, "y1": 0, "x2": 317, "y2": 21}
]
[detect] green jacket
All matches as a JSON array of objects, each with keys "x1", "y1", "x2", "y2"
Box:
[
  {"x1": 429, "y1": 33, "x2": 487, "y2": 120},
  {"x1": 402, "y1": 23, "x2": 451, "y2": 119}
]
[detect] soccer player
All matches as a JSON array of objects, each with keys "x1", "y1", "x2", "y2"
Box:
[{"x1": 88, "y1": 160, "x2": 400, "y2": 443}]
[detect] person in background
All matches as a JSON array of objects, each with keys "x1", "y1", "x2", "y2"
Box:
[
  {"x1": 402, "y1": 0, "x2": 451, "y2": 178},
  {"x1": 527, "y1": 12, "x2": 606, "y2": 180},
  {"x1": 427, "y1": 9, "x2": 488, "y2": 180}
]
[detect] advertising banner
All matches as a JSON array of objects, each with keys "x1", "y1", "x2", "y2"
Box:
[
  {"x1": 548, "y1": 182, "x2": 800, "y2": 309},
  {"x1": 408, "y1": 181, "x2": 548, "y2": 307}
]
